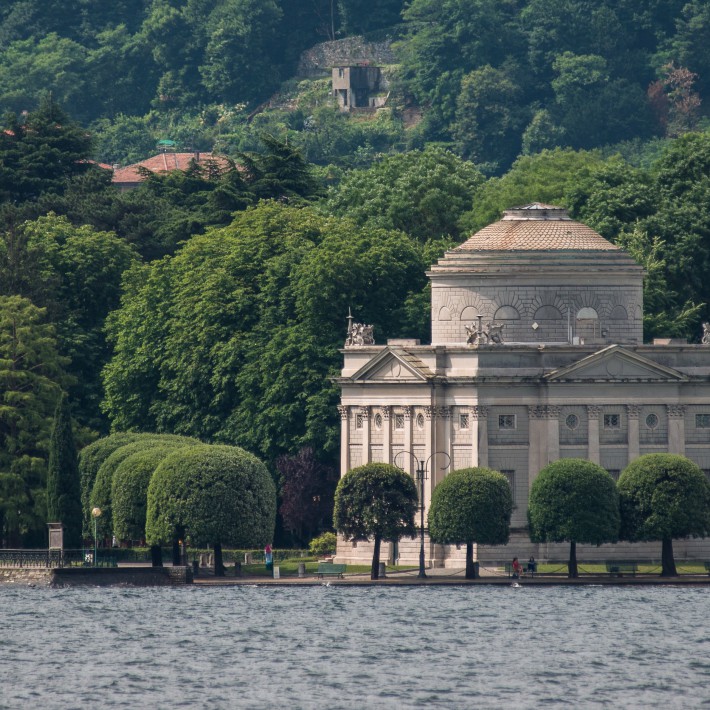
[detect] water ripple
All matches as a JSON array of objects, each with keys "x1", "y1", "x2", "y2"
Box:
[{"x1": 0, "y1": 586, "x2": 708, "y2": 708}]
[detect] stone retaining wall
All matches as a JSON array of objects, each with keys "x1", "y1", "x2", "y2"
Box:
[
  {"x1": 0, "y1": 566, "x2": 193, "y2": 587},
  {"x1": 297, "y1": 37, "x2": 396, "y2": 77},
  {"x1": 0, "y1": 568, "x2": 54, "y2": 586}
]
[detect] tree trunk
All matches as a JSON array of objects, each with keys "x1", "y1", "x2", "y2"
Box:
[
  {"x1": 465, "y1": 542, "x2": 477, "y2": 579},
  {"x1": 214, "y1": 542, "x2": 225, "y2": 577},
  {"x1": 661, "y1": 537, "x2": 677, "y2": 577},
  {"x1": 150, "y1": 544, "x2": 163, "y2": 567},
  {"x1": 171, "y1": 536, "x2": 181, "y2": 566},
  {"x1": 568, "y1": 540, "x2": 578, "y2": 578},
  {"x1": 371, "y1": 536, "x2": 381, "y2": 580}
]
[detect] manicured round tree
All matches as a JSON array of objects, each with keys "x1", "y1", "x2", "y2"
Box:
[
  {"x1": 90, "y1": 435, "x2": 199, "y2": 539},
  {"x1": 112, "y1": 445, "x2": 192, "y2": 543},
  {"x1": 333, "y1": 463, "x2": 418, "y2": 580},
  {"x1": 429, "y1": 467, "x2": 513, "y2": 579},
  {"x1": 146, "y1": 445, "x2": 277, "y2": 576},
  {"x1": 618, "y1": 454, "x2": 710, "y2": 577},
  {"x1": 528, "y1": 458, "x2": 620, "y2": 578},
  {"x1": 79, "y1": 432, "x2": 144, "y2": 536}
]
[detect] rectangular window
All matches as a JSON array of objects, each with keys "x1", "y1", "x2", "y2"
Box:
[
  {"x1": 607, "y1": 469, "x2": 621, "y2": 482},
  {"x1": 695, "y1": 414, "x2": 710, "y2": 428},
  {"x1": 459, "y1": 413, "x2": 469, "y2": 430},
  {"x1": 500, "y1": 469, "x2": 515, "y2": 490},
  {"x1": 356, "y1": 414, "x2": 363, "y2": 429},
  {"x1": 498, "y1": 414, "x2": 516, "y2": 430},
  {"x1": 603, "y1": 414, "x2": 620, "y2": 429},
  {"x1": 394, "y1": 414, "x2": 404, "y2": 430}
]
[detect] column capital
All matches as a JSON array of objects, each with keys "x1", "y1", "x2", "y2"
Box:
[
  {"x1": 626, "y1": 405, "x2": 642, "y2": 419},
  {"x1": 360, "y1": 406, "x2": 370, "y2": 419},
  {"x1": 337, "y1": 405, "x2": 349, "y2": 420},
  {"x1": 435, "y1": 406, "x2": 451, "y2": 419},
  {"x1": 381, "y1": 405, "x2": 391, "y2": 419},
  {"x1": 528, "y1": 405, "x2": 559, "y2": 420},
  {"x1": 587, "y1": 405, "x2": 603, "y2": 418},
  {"x1": 424, "y1": 406, "x2": 434, "y2": 420},
  {"x1": 403, "y1": 406, "x2": 413, "y2": 419},
  {"x1": 470, "y1": 405, "x2": 488, "y2": 420},
  {"x1": 667, "y1": 404, "x2": 686, "y2": 419}
]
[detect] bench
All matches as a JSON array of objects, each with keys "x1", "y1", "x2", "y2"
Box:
[
  {"x1": 606, "y1": 561, "x2": 638, "y2": 577},
  {"x1": 704, "y1": 562, "x2": 710, "y2": 576},
  {"x1": 317, "y1": 563, "x2": 346, "y2": 579}
]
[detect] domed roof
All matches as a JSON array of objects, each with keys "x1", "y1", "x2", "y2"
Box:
[{"x1": 456, "y1": 203, "x2": 619, "y2": 252}]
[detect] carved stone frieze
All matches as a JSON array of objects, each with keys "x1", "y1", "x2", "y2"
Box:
[
  {"x1": 587, "y1": 406, "x2": 603, "y2": 418},
  {"x1": 528, "y1": 405, "x2": 560, "y2": 419},
  {"x1": 626, "y1": 405, "x2": 642, "y2": 419},
  {"x1": 470, "y1": 405, "x2": 489, "y2": 420},
  {"x1": 337, "y1": 405, "x2": 348, "y2": 421},
  {"x1": 666, "y1": 405, "x2": 686, "y2": 419}
]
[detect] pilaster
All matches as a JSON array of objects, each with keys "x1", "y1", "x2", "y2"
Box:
[
  {"x1": 587, "y1": 406, "x2": 602, "y2": 464},
  {"x1": 471, "y1": 406, "x2": 489, "y2": 468},
  {"x1": 402, "y1": 406, "x2": 413, "y2": 475},
  {"x1": 382, "y1": 406, "x2": 392, "y2": 465},
  {"x1": 337, "y1": 405, "x2": 349, "y2": 476},
  {"x1": 361, "y1": 406, "x2": 371, "y2": 465},
  {"x1": 627, "y1": 405, "x2": 641, "y2": 464},
  {"x1": 667, "y1": 405, "x2": 686, "y2": 455}
]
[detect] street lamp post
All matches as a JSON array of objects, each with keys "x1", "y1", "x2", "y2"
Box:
[
  {"x1": 91, "y1": 507, "x2": 102, "y2": 567},
  {"x1": 394, "y1": 451, "x2": 450, "y2": 579}
]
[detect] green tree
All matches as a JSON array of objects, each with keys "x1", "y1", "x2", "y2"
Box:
[
  {"x1": 333, "y1": 463, "x2": 417, "y2": 579},
  {"x1": 618, "y1": 454, "x2": 710, "y2": 576},
  {"x1": 146, "y1": 445, "x2": 276, "y2": 576},
  {"x1": 102, "y1": 202, "x2": 429, "y2": 465},
  {"x1": 78, "y1": 432, "x2": 146, "y2": 536},
  {"x1": 326, "y1": 146, "x2": 483, "y2": 242},
  {"x1": 528, "y1": 458, "x2": 620, "y2": 578},
  {"x1": 89, "y1": 434, "x2": 199, "y2": 539},
  {"x1": 0, "y1": 295, "x2": 71, "y2": 545},
  {"x1": 112, "y1": 444, "x2": 194, "y2": 543},
  {"x1": 0, "y1": 96, "x2": 93, "y2": 203},
  {"x1": 46, "y1": 392, "x2": 82, "y2": 547},
  {"x1": 428, "y1": 467, "x2": 512, "y2": 578}
]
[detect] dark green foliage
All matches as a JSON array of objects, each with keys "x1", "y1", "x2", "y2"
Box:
[
  {"x1": 89, "y1": 435, "x2": 200, "y2": 538},
  {"x1": 429, "y1": 467, "x2": 512, "y2": 579},
  {"x1": 112, "y1": 445, "x2": 192, "y2": 542},
  {"x1": 618, "y1": 454, "x2": 710, "y2": 576},
  {"x1": 102, "y1": 202, "x2": 431, "y2": 464},
  {"x1": 46, "y1": 393, "x2": 82, "y2": 547},
  {"x1": 78, "y1": 432, "x2": 145, "y2": 534},
  {"x1": 309, "y1": 531, "x2": 337, "y2": 557},
  {"x1": 0, "y1": 295, "x2": 72, "y2": 546},
  {"x1": 528, "y1": 458, "x2": 620, "y2": 577},
  {"x1": 326, "y1": 146, "x2": 483, "y2": 242},
  {"x1": 429, "y1": 468, "x2": 512, "y2": 545},
  {"x1": 333, "y1": 463, "x2": 417, "y2": 579},
  {"x1": 145, "y1": 445, "x2": 277, "y2": 549}
]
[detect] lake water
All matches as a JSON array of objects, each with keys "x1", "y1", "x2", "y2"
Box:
[{"x1": 1, "y1": 585, "x2": 708, "y2": 709}]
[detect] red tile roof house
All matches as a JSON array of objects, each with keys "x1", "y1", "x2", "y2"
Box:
[{"x1": 111, "y1": 152, "x2": 232, "y2": 191}]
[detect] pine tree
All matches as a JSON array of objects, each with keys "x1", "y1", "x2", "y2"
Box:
[{"x1": 46, "y1": 393, "x2": 82, "y2": 548}]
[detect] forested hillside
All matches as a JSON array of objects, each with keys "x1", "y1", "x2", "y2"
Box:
[{"x1": 1, "y1": 0, "x2": 710, "y2": 546}]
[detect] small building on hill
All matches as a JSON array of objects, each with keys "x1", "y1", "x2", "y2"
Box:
[
  {"x1": 111, "y1": 151, "x2": 231, "y2": 191},
  {"x1": 335, "y1": 204, "x2": 710, "y2": 566},
  {"x1": 332, "y1": 65, "x2": 387, "y2": 112}
]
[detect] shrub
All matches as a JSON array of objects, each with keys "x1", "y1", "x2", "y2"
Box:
[{"x1": 309, "y1": 531, "x2": 337, "y2": 557}]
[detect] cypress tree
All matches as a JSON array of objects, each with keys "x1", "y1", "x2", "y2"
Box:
[{"x1": 46, "y1": 393, "x2": 82, "y2": 548}]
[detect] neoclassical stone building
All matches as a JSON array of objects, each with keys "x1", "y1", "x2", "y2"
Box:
[{"x1": 335, "y1": 204, "x2": 710, "y2": 565}]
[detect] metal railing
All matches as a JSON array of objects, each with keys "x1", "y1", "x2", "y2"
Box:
[{"x1": 0, "y1": 549, "x2": 118, "y2": 568}]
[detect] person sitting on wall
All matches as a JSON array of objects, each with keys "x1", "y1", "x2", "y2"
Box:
[{"x1": 512, "y1": 557, "x2": 522, "y2": 579}]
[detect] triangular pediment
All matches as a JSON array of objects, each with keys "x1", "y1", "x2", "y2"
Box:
[
  {"x1": 350, "y1": 347, "x2": 433, "y2": 383},
  {"x1": 545, "y1": 345, "x2": 688, "y2": 382}
]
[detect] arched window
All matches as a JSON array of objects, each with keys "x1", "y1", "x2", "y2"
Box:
[
  {"x1": 534, "y1": 305, "x2": 563, "y2": 320},
  {"x1": 460, "y1": 306, "x2": 478, "y2": 321},
  {"x1": 438, "y1": 306, "x2": 452, "y2": 321},
  {"x1": 609, "y1": 305, "x2": 627, "y2": 320},
  {"x1": 576, "y1": 307, "x2": 598, "y2": 320},
  {"x1": 494, "y1": 305, "x2": 520, "y2": 320}
]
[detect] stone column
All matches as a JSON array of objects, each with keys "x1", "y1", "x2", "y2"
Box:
[
  {"x1": 587, "y1": 406, "x2": 602, "y2": 465},
  {"x1": 382, "y1": 406, "x2": 392, "y2": 464},
  {"x1": 627, "y1": 405, "x2": 641, "y2": 464},
  {"x1": 402, "y1": 406, "x2": 413, "y2": 475},
  {"x1": 361, "y1": 406, "x2": 371, "y2": 464},
  {"x1": 528, "y1": 406, "x2": 548, "y2": 486},
  {"x1": 667, "y1": 405, "x2": 686, "y2": 455},
  {"x1": 436, "y1": 406, "x2": 452, "y2": 488},
  {"x1": 424, "y1": 406, "x2": 434, "y2": 511},
  {"x1": 337, "y1": 405, "x2": 349, "y2": 476},
  {"x1": 471, "y1": 405, "x2": 489, "y2": 468}
]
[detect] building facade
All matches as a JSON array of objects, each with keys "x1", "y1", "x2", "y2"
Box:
[{"x1": 335, "y1": 204, "x2": 710, "y2": 565}]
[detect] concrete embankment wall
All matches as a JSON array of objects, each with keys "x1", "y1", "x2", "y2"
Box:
[{"x1": 0, "y1": 566, "x2": 193, "y2": 586}]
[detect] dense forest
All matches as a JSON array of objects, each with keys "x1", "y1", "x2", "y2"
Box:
[{"x1": 1, "y1": 0, "x2": 710, "y2": 546}]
